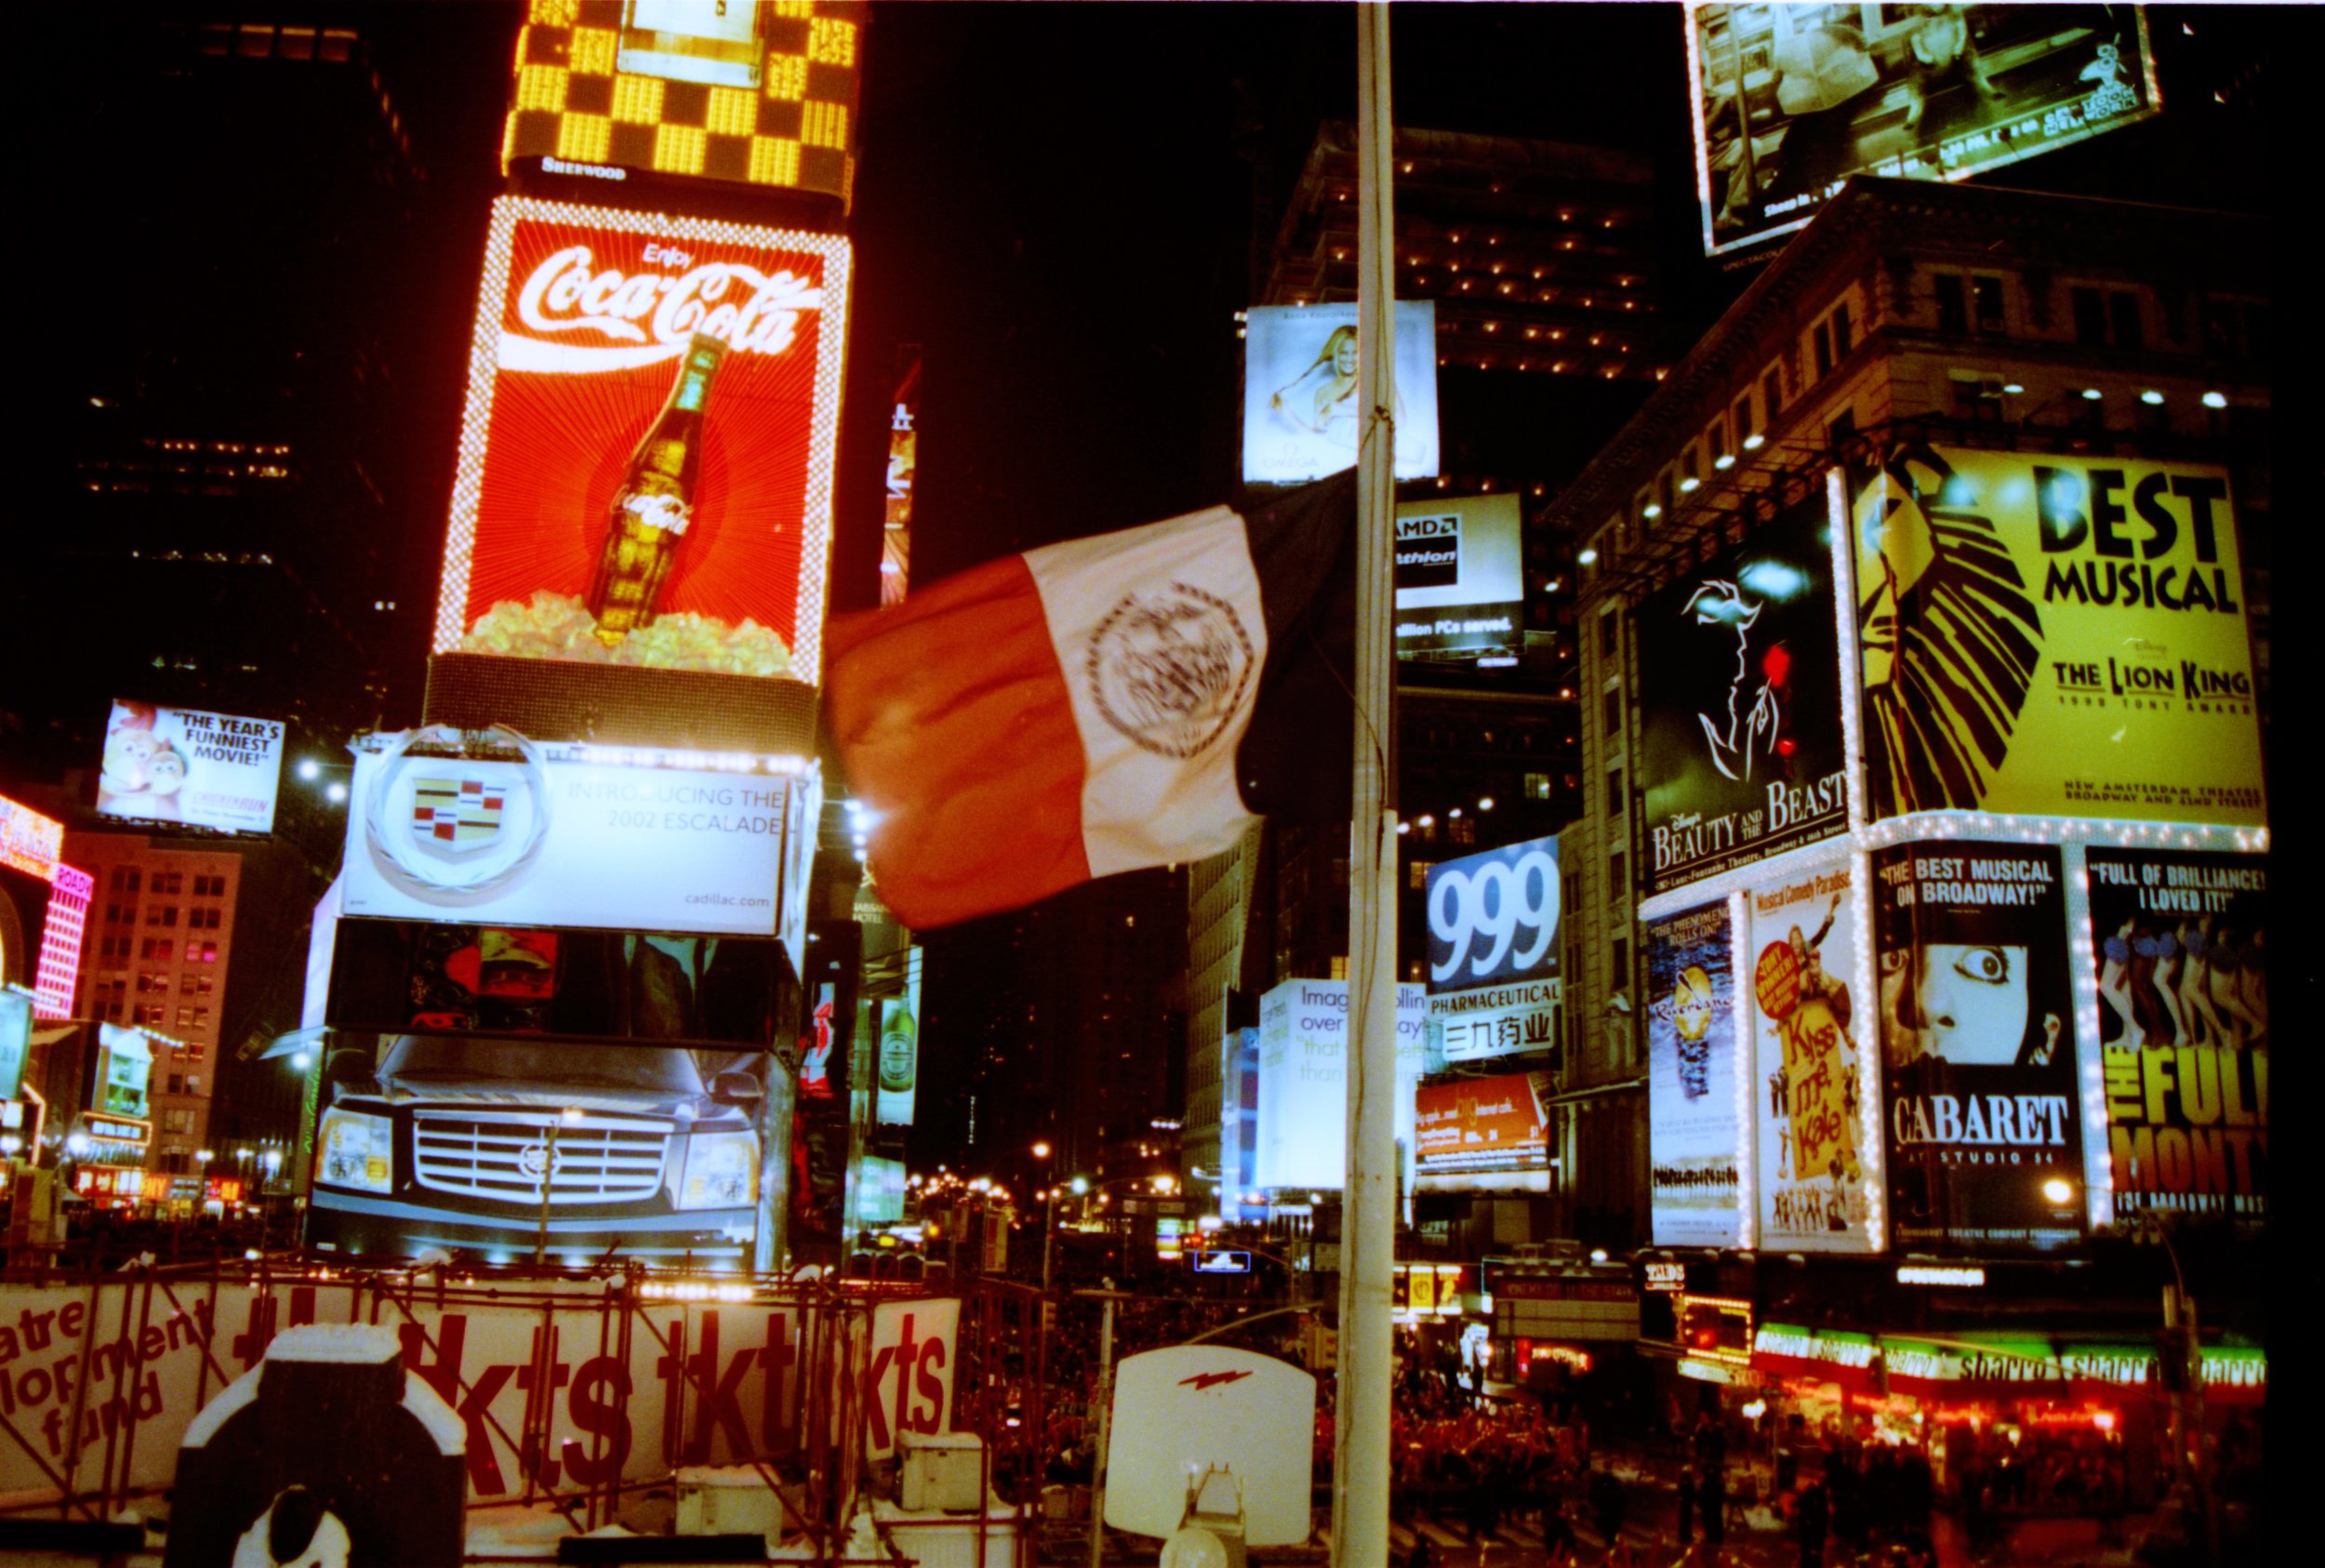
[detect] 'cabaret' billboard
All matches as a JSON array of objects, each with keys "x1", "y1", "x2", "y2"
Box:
[
  {"x1": 1687, "y1": 4, "x2": 2159, "y2": 257},
  {"x1": 1252, "y1": 978, "x2": 1425, "y2": 1191},
  {"x1": 95, "y1": 700, "x2": 285, "y2": 836},
  {"x1": 1242, "y1": 302, "x2": 1440, "y2": 485},
  {"x1": 1640, "y1": 495, "x2": 1847, "y2": 894},
  {"x1": 1647, "y1": 901, "x2": 1744, "y2": 1247},
  {"x1": 1748, "y1": 859, "x2": 1878, "y2": 1253},
  {"x1": 502, "y1": 0, "x2": 861, "y2": 206},
  {"x1": 340, "y1": 733, "x2": 809, "y2": 939},
  {"x1": 433, "y1": 197, "x2": 849, "y2": 681},
  {"x1": 2085, "y1": 848, "x2": 2266, "y2": 1227},
  {"x1": 1847, "y1": 444, "x2": 2262, "y2": 826},
  {"x1": 1394, "y1": 493, "x2": 1524, "y2": 661},
  {"x1": 1876, "y1": 842, "x2": 2084, "y2": 1252}
]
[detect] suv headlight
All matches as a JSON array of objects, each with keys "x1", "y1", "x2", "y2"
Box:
[
  {"x1": 678, "y1": 1131, "x2": 757, "y2": 1210},
  {"x1": 317, "y1": 1108, "x2": 393, "y2": 1194}
]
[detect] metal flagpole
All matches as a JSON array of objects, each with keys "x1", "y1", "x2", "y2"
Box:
[{"x1": 1333, "y1": 6, "x2": 1398, "y2": 1568}]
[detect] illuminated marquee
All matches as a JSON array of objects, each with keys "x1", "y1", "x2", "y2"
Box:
[
  {"x1": 434, "y1": 197, "x2": 849, "y2": 683},
  {"x1": 503, "y1": 0, "x2": 862, "y2": 205}
]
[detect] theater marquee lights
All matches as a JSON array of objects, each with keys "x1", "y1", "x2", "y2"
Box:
[{"x1": 433, "y1": 196, "x2": 850, "y2": 683}]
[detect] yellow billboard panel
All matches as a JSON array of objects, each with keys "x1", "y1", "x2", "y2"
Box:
[{"x1": 1847, "y1": 443, "x2": 2262, "y2": 827}]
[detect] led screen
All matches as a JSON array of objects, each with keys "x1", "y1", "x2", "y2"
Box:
[
  {"x1": 1688, "y1": 4, "x2": 2159, "y2": 257},
  {"x1": 433, "y1": 197, "x2": 849, "y2": 682},
  {"x1": 503, "y1": 0, "x2": 862, "y2": 205},
  {"x1": 1242, "y1": 302, "x2": 1440, "y2": 485},
  {"x1": 1846, "y1": 444, "x2": 2262, "y2": 825},
  {"x1": 94, "y1": 700, "x2": 285, "y2": 835},
  {"x1": 326, "y1": 918, "x2": 785, "y2": 1047}
]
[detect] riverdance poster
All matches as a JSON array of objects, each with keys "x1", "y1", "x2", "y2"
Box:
[
  {"x1": 1639, "y1": 493, "x2": 1848, "y2": 895},
  {"x1": 2085, "y1": 848, "x2": 2267, "y2": 1228},
  {"x1": 1846, "y1": 443, "x2": 2263, "y2": 827},
  {"x1": 1647, "y1": 901, "x2": 1742, "y2": 1247},
  {"x1": 1876, "y1": 842, "x2": 2084, "y2": 1251},
  {"x1": 1749, "y1": 858, "x2": 1877, "y2": 1254}
]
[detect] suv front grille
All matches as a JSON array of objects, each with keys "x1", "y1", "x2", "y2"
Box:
[{"x1": 410, "y1": 1110, "x2": 671, "y2": 1204}]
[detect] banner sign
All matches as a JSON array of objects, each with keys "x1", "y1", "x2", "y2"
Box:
[
  {"x1": 1415, "y1": 1071, "x2": 1551, "y2": 1173},
  {"x1": 1848, "y1": 444, "x2": 2262, "y2": 826},
  {"x1": 1253, "y1": 979, "x2": 1425, "y2": 1190},
  {"x1": 1647, "y1": 901, "x2": 1744, "y2": 1246},
  {"x1": 1427, "y1": 977, "x2": 1561, "y2": 1066},
  {"x1": 1242, "y1": 301, "x2": 1440, "y2": 485},
  {"x1": 95, "y1": 700, "x2": 285, "y2": 835},
  {"x1": 1749, "y1": 859, "x2": 1876, "y2": 1252},
  {"x1": 880, "y1": 345, "x2": 921, "y2": 607},
  {"x1": 1876, "y1": 842, "x2": 2084, "y2": 1251},
  {"x1": 1394, "y1": 493, "x2": 1524, "y2": 661},
  {"x1": 342, "y1": 736, "x2": 805, "y2": 937},
  {"x1": 433, "y1": 197, "x2": 849, "y2": 681},
  {"x1": 874, "y1": 946, "x2": 922, "y2": 1126},
  {"x1": 1687, "y1": 5, "x2": 2159, "y2": 257},
  {"x1": 1640, "y1": 494, "x2": 1847, "y2": 895},
  {"x1": 1218, "y1": 1024, "x2": 1261, "y2": 1216},
  {"x1": 2085, "y1": 849, "x2": 2267, "y2": 1226},
  {"x1": 0, "y1": 1278, "x2": 957, "y2": 1503},
  {"x1": 1426, "y1": 835, "x2": 1561, "y2": 992}
]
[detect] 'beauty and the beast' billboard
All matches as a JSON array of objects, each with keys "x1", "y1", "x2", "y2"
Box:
[
  {"x1": 1847, "y1": 444, "x2": 2262, "y2": 827},
  {"x1": 1640, "y1": 494, "x2": 1848, "y2": 895}
]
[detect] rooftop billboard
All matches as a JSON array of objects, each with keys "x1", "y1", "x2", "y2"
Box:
[
  {"x1": 1687, "y1": 4, "x2": 2159, "y2": 257},
  {"x1": 432, "y1": 197, "x2": 849, "y2": 683},
  {"x1": 502, "y1": 0, "x2": 862, "y2": 206},
  {"x1": 1242, "y1": 302, "x2": 1440, "y2": 485},
  {"x1": 95, "y1": 700, "x2": 285, "y2": 835}
]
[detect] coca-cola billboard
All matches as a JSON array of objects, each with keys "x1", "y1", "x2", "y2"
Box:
[{"x1": 433, "y1": 197, "x2": 850, "y2": 684}]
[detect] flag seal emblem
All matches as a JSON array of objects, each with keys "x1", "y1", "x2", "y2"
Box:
[{"x1": 1085, "y1": 582, "x2": 1256, "y2": 760}]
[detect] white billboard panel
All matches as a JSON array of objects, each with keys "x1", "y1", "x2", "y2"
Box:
[
  {"x1": 1242, "y1": 302, "x2": 1440, "y2": 485},
  {"x1": 342, "y1": 734, "x2": 805, "y2": 937},
  {"x1": 1394, "y1": 493, "x2": 1524, "y2": 661},
  {"x1": 97, "y1": 700, "x2": 285, "y2": 835},
  {"x1": 1253, "y1": 978, "x2": 1425, "y2": 1191}
]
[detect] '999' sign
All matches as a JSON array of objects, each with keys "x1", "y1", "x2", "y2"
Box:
[{"x1": 1425, "y1": 835, "x2": 1561, "y2": 990}]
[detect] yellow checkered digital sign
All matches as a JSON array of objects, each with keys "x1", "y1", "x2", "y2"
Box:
[{"x1": 504, "y1": 0, "x2": 860, "y2": 206}]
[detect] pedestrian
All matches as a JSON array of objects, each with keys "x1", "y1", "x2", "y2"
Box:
[
  {"x1": 1404, "y1": 1533, "x2": 1435, "y2": 1568},
  {"x1": 1798, "y1": 1479, "x2": 1829, "y2": 1568},
  {"x1": 1542, "y1": 1501, "x2": 1579, "y2": 1565},
  {"x1": 1588, "y1": 1465, "x2": 1627, "y2": 1550},
  {"x1": 1677, "y1": 1462, "x2": 1697, "y2": 1545},
  {"x1": 1702, "y1": 1464, "x2": 1727, "y2": 1547}
]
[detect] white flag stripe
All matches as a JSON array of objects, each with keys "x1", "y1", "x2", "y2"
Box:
[{"x1": 1024, "y1": 505, "x2": 1269, "y2": 880}]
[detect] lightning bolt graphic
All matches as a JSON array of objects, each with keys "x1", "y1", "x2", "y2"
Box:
[{"x1": 1178, "y1": 1370, "x2": 1256, "y2": 1391}]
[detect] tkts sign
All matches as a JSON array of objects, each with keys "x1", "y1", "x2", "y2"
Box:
[{"x1": 433, "y1": 197, "x2": 851, "y2": 684}]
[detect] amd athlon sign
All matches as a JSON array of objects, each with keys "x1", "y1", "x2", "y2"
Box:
[{"x1": 1394, "y1": 493, "x2": 1523, "y2": 661}]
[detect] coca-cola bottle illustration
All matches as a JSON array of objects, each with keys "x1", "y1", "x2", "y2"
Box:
[{"x1": 586, "y1": 333, "x2": 727, "y2": 644}]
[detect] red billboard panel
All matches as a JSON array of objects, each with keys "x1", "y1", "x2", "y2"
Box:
[
  {"x1": 434, "y1": 197, "x2": 849, "y2": 683},
  {"x1": 1415, "y1": 1071, "x2": 1551, "y2": 1174}
]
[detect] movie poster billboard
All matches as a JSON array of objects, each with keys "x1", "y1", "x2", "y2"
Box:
[
  {"x1": 433, "y1": 197, "x2": 850, "y2": 681},
  {"x1": 1639, "y1": 496, "x2": 1847, "y2": 895},
  {"x1": 1252, "y1": 978, "x2": 1426, "y2": 1191},
  {"x1": 1415, "y1": 1070, "x2": 1552, "y2": 1182},
  {"x1": 94, "y1": 700, "x2": 286, "y2": 835},
  {"x1": 1242, "y1": 301, "x2": 1440, "y2": 485},
  {"x1": 1749, "y1": 860, "x2": 1876, "y2": 1252},
  {"x1": 2085, "y1": 849, "x2": 2266, "y2": 1226},
  {"x1": 1687, "y1": 5, "x2": 2159, "y2": 257},
  {"x1": 1647, "y1": 902, "x2": 1743, "y2": 1247},
  {"x1": 340, "y1": 736, "x2": 806, "y2": 939},
  {"x1": 1849, "y1": 444, "x2": 2263, "y2": 826},
  {"x1": 1394, "y1": 493, "x2": 1524, "y2": 661},
  {"x1": 1876, "y1": 842, "x2": 2083, "y2": 1251}
]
